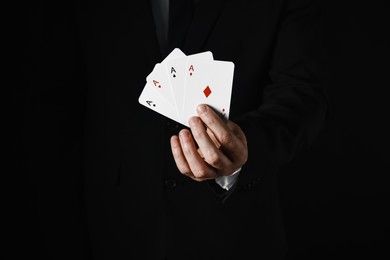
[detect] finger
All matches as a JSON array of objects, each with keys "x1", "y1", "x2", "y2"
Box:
[
  {"x1": 170, "y1": 135, "x2": 192, "y2": 177},
  {"x1": 188, "y1": 116, "x2": 231, "y2": 171},
  {"x1": 171, "y1": 135, "x2": 211, "y2": 181},
  {"x1": 178, "y1": 128, "x2": 218, "y2": 179},
  {"x1": 224, "y1": 121, "x2": 248, "y2": 163},
  {"x1": 197, "y1": 104, "x2": 242, "y2": 154},
  {"x1": 197, "y1": 104, "x2": 247, "y2": 166},
  {"x1": 226, "y1": 121, "x2": 247, "y2": 148},
  {"x1": 206, "y1": 127, "x2": 221, "y2": 148}
]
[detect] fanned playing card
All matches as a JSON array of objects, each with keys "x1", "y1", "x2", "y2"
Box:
[
  {"x1": 138, "y1": 48, "x2": 234, "y2": 128},
  {"x1": 181, "y1": 59, "x2": 235, "y2": 127},
  {"x1": 145, "y1": 48, "x2": 186, "y2": 118},
  {"x1": 164, "y1": 51, "x2": 213, "y2": 123},
  {"x1": 138, "y1": 82, "x2": 180, "y2": 122}
]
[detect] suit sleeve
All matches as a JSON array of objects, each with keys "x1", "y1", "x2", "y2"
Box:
[{"x1": 233, "y1": 0, "x2": 329, "y2": 191}]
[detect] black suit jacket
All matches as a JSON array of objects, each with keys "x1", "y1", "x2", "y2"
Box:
[{"x1": 24, "y1": 0, "x2": 328, "y2": 259}]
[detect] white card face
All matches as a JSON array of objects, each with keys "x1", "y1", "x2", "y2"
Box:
[
  {"x1": 138, "y1": 48, "x2": 234, "y2": 128},
  {"x1": 181, "y1": 60, "x2": 235, "y2": 127},
  {"x1": 163, "y1": 48, "x2": 186, "y2": 62},
  {"x1": 138, "y1": 82, "x2": 180, "y2": 122},
  {"x1": 145, "y1": 48, "x2": 187, "y2": 117},
  {"x1": 146, "y1": 63, "x2": 177, "y2": 109},
  {"x1": 164, "y1": 51, "x2": 213, "y2": 122}
]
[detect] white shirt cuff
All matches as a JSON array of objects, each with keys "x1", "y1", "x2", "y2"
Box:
[{"x1": 215, "y1": 167, "x2": 242, "y2": 190}]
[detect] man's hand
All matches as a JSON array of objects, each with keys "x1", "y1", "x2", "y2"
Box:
[{"x1": 170, "y1": 104, "x2": 248, "y2": 181}]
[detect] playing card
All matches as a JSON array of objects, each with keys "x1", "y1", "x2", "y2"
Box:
[
  {"x1": 164, "y1": 48, "x2": 186, "y2": 61},
  {"x1": 139, "y1": 48, "x2": 234, "y2": 128},
  {"x1": 138, "y1": 82, "x2": 180, "y2": 122},
  {"x1": 146, "y1": 63, "x2": 177, "y2": 108},
  {"x1": 164, "y1": 51, "x2": 213, "y2": 122},
  {"x1": 181, "y1": 60, "x2": 235, "y2": 127},
  {"x1": 145, "y1": 48, "x2": 186, "y2": 109},
  {"x1": 145, "y1": 48, "x2": 186, "y2": 78}
]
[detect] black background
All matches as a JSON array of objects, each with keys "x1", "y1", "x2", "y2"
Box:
[
  {"x1": 17, "y1": 0, "x2": 389, "y2": 259},
  {"x1": 278, "y1": 1, "x2": 390, "y2": 258}
]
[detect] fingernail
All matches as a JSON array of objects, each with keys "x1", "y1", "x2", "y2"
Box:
[
  {"x1": 197, "y1": 104, "x2": 207, "y2": 114},
  {"x1": 189, "y1": 117, "x2": 196, "y2": 127},
  {"x1": 179, "y1": 130, "x2": 190, "y2": 140}
]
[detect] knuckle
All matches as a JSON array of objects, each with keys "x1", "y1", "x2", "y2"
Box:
[
  {"x1": 192, "y1": 168, "x2": 207, "y2": 178},
  {"x1": 180, "y1": 168, "x2": 189, "y2": 175},
  {"x1": 171, "y1": 148, "x2": 182, "y2": 158},
  {"x1": 191, "y1": 130, "x2": 203, "y2": 140},
  {"x1": 204, "y1": 114, "x2": 217, "y2": 126},
  {"x1": 184, "y1": 149, "x2": 197, "y2": 158},
  {"x1": 205, "y1": 152, "x2": 222, "y2": 167},
  {"x1": 219, "y1": 132, "x2": 233, "y2": 146},
  {"x1": 182, "y1": 144, "x2": 196, "y2": 156},
  {"x1": 178, "y1": 164, "x2": 190, "y2": 175}
]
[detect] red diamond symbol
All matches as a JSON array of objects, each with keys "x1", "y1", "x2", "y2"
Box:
[{"x1": 203, "y1": 86, "x2": 212, "y2": 98}]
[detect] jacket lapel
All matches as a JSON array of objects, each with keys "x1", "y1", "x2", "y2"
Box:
[{"x1": 184, "y1": 0, "x2": 227, "y2": 54}]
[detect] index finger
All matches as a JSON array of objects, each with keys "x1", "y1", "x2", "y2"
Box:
[
  {"x1": 196, "y1": 104, "x2": 229, "y2": 133},
  {"x1": 196, "y1": 104, "x2": 247, "y2": 162}
]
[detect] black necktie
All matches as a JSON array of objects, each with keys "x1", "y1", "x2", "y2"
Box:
[{"x1": 167, "y1": 0, "x2": 194, "y2": 53}]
